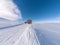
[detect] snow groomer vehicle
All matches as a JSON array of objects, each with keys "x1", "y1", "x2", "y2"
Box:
[{"x1": 25, "y1": 19, "x2": 32, "y2": 24}]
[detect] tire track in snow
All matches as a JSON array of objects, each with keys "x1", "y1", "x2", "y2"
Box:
[
  {"x1": 13, "y1": 24, "x2": 31, "y2": 45},
  {"x1": 0, "y1": 24, "x2": 29, "y2": 45},
  {"x1": 0, "y1": 24, "x2": 40, "y2": 45},
  {"x1": 0, "y1": 24, "x2": 24, "y2": 43},
  {"x1": 28, "y1": 25, "x2": 40, "y2": 45}
]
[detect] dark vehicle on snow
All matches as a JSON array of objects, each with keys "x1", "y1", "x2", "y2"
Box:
[{"x1": 25, "y1": 19, "x2": 32, "y2": 24}]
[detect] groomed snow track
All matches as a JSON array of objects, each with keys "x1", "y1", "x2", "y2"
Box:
[
  {"x1": 0, "y1": 24, "x2": 40, "y2": 45},
  {"x1": 0, "y1": 23, "x2": 60, "y2": 45}
]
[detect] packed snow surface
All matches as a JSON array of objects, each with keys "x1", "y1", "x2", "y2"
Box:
[
  {"x1": 0, "y1": 21, "x2": 60, "y2": 45},
  {"x1": 33, "y1": 23, "x2": 60, "y2": 45}
]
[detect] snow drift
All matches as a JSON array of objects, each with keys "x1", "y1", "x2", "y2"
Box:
[{"x1": 0, "y1": 0, "x2": 22, "y2": 21}]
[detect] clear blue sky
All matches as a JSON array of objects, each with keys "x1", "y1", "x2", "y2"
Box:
[{"x1": 14, "y1": 0, "x2": 60, "y2": 22}]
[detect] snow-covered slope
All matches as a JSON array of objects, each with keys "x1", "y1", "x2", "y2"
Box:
[
  {"x1": 0, "y1": 19, "x2": 40, "y2": 45},
  {"x1": 0, "y1": 21, "x2": 60, "y2": 45},
  {"x1": 0, "y1": 19, "x2": 22, "y2": 28},
  {"x1": 0, "y1": 24, "x2": 30, "y2": 45},
  {"x1": 33, "y1": 23, "x2": 60, "y2": 45}
]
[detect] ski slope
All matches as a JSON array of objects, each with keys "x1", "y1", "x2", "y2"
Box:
[{"x1": 0, "y1": 20, "x2": 60, "y2": 45}]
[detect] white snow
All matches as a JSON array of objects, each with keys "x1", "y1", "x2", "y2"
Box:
[
  {"x1": 0, "y1": 19, "x2": 40, "y2": 45},
  {"x1": 0, "y1": 20, "x2": 60, "y2": 45},
  {"x1": 33, "y1": 23, "x2": 60, "y2": 45},
  {"x1": 0, "y1": 19, "x2": 21, "y2": 28}
]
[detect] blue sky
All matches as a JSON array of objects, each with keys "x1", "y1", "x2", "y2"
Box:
[{"x1": 14, "y1": 0, "x2": 60, "y2": 22}]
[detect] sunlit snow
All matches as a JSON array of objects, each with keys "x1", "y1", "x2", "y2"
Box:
[
  {"x1": 0, "y1": 20, "x2": 40, "y2": 45},
  {"x1": 0, "y1": 20, "x2": 60, "y2": 45}
]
